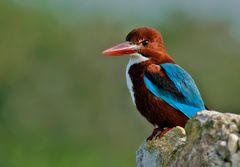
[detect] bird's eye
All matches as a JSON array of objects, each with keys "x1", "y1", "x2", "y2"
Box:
[{"x1": 142, "y1": 40, "x2": 149, "y2": 46}]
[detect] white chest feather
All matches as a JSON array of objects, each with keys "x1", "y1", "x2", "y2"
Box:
[{"x1": 126, "y1": 53, "x2": 149, "y2": 104}]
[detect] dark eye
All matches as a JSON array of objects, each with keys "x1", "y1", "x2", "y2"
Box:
[{"x1": 142, "y1": 40, "x2": 149, "y2": 46}]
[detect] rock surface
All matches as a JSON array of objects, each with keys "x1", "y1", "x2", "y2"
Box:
[{"x1": 136, "y1": 110, "x2": 240, "y2": 167}]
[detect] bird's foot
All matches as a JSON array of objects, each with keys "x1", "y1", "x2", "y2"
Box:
[
  {"x1": 147, "y1": 127, "x2": 163, "y2": 141},
  {"x1": 159, "y1": 127, "x2": 173, "y2": 138},
  {"x1": 146, "y1": 127, "x2": 173, "y2": 141}
]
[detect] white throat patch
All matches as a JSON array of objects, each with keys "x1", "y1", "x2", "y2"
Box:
[{"x1": 126, "y1": 53, "x2": 149, "y2": 104}]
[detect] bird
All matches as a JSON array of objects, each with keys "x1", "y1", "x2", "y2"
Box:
[{"x1": 102, "y1": 27, "x2": 207, "y2": 140}]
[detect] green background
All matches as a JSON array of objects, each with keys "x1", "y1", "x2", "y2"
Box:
[{"x1": 0, "y1": 1, "x2": 240, "y2": 166}]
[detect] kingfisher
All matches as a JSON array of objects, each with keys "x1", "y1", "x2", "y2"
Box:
[{"x1": 103, "y1": 27, "x2": 207, "y2": 140}]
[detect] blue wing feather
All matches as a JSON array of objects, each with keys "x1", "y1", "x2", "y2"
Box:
[{"x1": 144, "y1": 63, "x2": 205, "y2": 118}]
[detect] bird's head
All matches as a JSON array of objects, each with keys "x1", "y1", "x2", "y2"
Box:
[{"x1": 103, "y1": 27, "x2": 175, "y2": 64}]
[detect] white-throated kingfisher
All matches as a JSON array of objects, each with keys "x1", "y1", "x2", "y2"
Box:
[{"x1": 103, "y1": 27, "x2": 207, "y2": 140}]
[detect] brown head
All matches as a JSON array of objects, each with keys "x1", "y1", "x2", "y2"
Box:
[{"x1": 103, "y1": 27, "x2": 175, "y2": 64}]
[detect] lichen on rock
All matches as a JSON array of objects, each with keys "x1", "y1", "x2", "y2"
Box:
[
  {"x1": 136, "y1": 126, "x2": 186, "y2": 167},
  {"x1": 136, "y1": 110, "x2": 240, "y2": 167}
]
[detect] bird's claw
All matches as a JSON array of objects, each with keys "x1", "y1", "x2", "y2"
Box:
[{"x1": 146, "y1": 127, "x2": 173, "y2": 141}]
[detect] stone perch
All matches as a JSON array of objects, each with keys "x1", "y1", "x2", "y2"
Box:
[{"x1": 136, "y1": 110, "x2": 240, "y2": 167}]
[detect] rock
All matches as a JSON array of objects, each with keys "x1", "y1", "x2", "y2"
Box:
[
  {"x1": 228, "y1": 134, "x2": 239, "y2": 154},
  {"x1": 231, "y1": 152, "x2": 240, "y2": 167},
  {"x1": 136, "y1": 126, "x2": 186, "y2": 167},
  {"x1": 136, "y1": 110, "x2": 240, "y2": 167},
  {"x1": 217, "y1": 140, "x2": 229, "y2": 160}
]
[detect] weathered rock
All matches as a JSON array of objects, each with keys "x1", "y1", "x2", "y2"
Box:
[
  {"x1": 228, "y1": 134, "x2": 239, "y2": 154},
  {"x1": 136, "y1": 110, "x2": 240, "y2": 167},
  {"x1": 136, "y1": 126, "x2": 186, "y2": 167}
]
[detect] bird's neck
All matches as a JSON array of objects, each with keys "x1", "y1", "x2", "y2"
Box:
[
  {"x1": 127, "y1": 53, "x2": 150, "y2": 67},
  {"x1": 160, "y1": 52, "x2": 176, "y2": 64},
  {"x1": 152, "y1": 49, "x2": 176, "y2": 64}
]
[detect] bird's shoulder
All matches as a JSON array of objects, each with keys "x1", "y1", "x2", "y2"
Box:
[
  {"x1": 146, "y1": 64, "x2": 165, "y2": 76},
  {"x1": 145, "y1": 63, "x2": 184, "y2": 98}
]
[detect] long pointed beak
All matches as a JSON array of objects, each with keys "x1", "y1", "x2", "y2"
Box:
[{"x1": 102, "y1": 41, "x2": 139, "y2": 56}]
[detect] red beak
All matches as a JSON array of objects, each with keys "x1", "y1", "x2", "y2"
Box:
[{"x1": 102, "y1": 41, "x2": 139, "y2": 56}]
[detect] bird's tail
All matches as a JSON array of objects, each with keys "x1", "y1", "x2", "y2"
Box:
[{"x1": 205, "y1": 105, "x2": 209, "y2": 110}]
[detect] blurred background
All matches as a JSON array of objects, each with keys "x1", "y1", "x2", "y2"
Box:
[{"x1": 0, "y1": 0, "x2": 240, "y2": 166}]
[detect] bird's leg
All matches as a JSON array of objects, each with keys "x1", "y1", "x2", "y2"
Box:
[
  {"x1": 147, "y1": 127, "x2": 163, "y2": 141},
  {"x1": 147, "y1": 127, "x2": 173, "y2": 141},
  {"x1": 159, "y1": 127, "x2": 173, "y2": 138}
]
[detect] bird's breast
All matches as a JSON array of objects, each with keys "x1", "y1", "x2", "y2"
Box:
[
  {"x1": 126, "y1": 54, "x2": 149, "y2": 104},
  {"x1": 126, "y1": 68, "x2": 135, "y2": 104}
]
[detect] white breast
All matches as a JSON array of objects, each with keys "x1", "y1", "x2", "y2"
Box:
[{"x1": 126, "y1": 53, "x2": 149, "y2": 104}]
